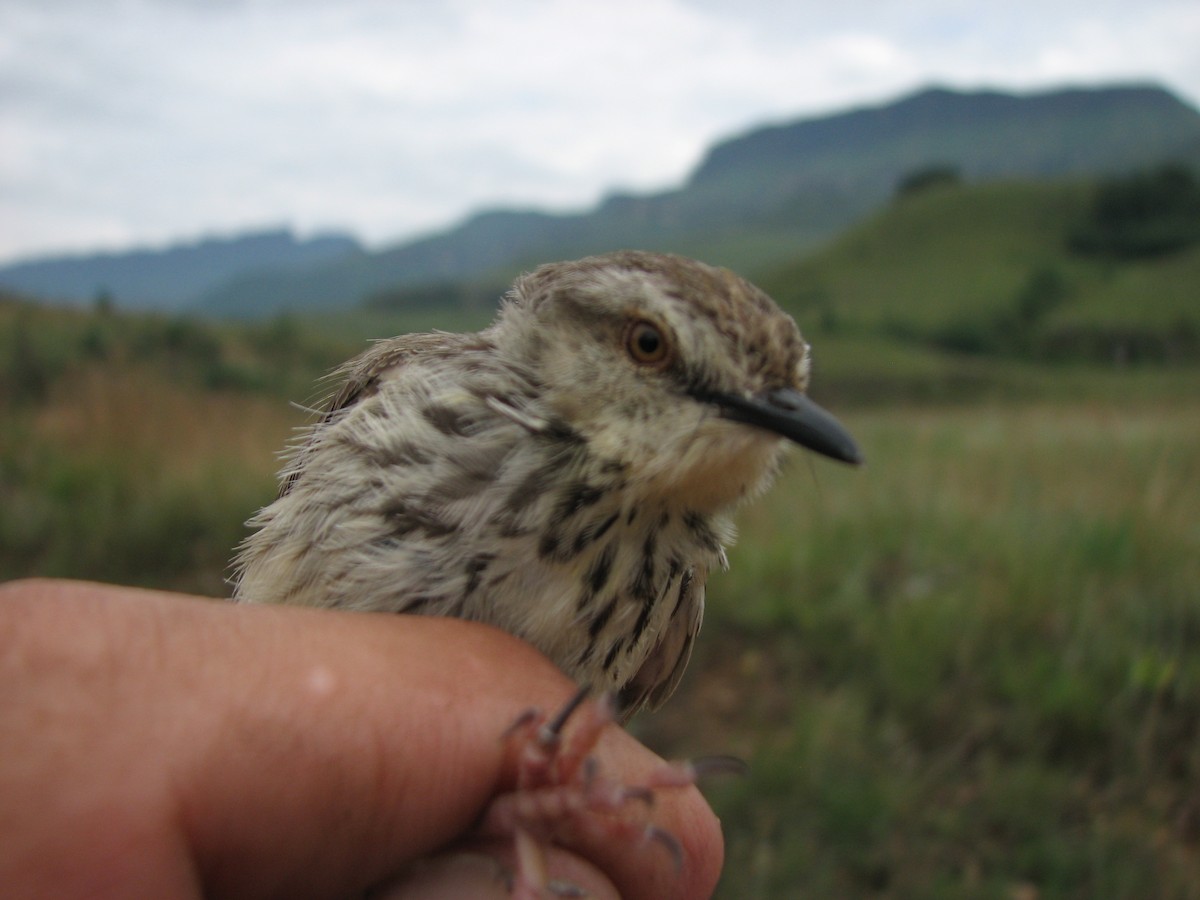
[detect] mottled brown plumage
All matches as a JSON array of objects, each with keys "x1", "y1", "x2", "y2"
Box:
[{"x1": 233, "y1": 250, "x2": 860, "y2": 718}]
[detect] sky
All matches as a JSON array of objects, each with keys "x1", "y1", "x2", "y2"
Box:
[{"x1": 1, "y1": 0, "x2": 1199, "y2": 265}]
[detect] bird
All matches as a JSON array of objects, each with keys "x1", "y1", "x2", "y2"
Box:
[
  {"x1": 232, "y1": 250, "x2": 861, "y2": 895},
  {"x1": 232, "y1": 250, "x2": 861, "y2": 719}
]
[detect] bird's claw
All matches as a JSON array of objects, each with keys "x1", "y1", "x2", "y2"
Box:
[{"x1": 481, "y1": 687, "x2": 718, "y2": 897}]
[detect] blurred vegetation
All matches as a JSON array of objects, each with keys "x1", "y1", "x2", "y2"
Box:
[
  {"x1": 364, "y1": 277, "x2": 510, "y2": 316},
  {"x1": 1069, "y1": 165, "x2": 1200, "y2": 259},
  {"x1": 2, "y1": 170, "x2": 1199, "y2": 897},
  {"x1": 0, "y1": 296, "x2": 354, "y2": 594},
  {"x1": 643, "y1": 401, "x2": 1200, "y2": 897},
  {"x1": 895, "y1": 164, "x2": 963, "y2": 199},
  {"x1": 767, "y1": 175, "x2": 1200, "y2": 367}
]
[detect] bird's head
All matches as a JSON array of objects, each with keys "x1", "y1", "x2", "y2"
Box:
[{"x1": 492, "y1": 251, "x2": 861, "y2": 512}]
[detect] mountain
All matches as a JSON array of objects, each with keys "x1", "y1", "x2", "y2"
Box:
[
  {"x1": 0, "y1": 228, "x2": 361, "y2": 312},
  {"x1": 676, "y1": 83, "x2": 1200, "y2": 242},
  {"x1": 4, "y1": 83, "x2": 1198, "y2": 318},
  {"x1": 195, "y1": 83, "x2": 1200, "y2": 318},
  {"x1": 693, "y1": 83, "x2": 1200, "y2": 187}
]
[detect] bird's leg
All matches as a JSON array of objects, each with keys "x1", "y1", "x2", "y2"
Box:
[
  {"x1": 478, "y1": 688, "x2": 744, "y2": 898},
  {"x1": 507, "y1": 686, "x2": 600, "y2": 792}
]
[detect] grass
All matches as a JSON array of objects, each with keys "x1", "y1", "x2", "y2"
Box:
[
  {"x1": 0, "y1": 364, "x2": 300, "y2": 594},
  {"x1": 642, "y1": 397, "x2": 1200, "y2": 898}
]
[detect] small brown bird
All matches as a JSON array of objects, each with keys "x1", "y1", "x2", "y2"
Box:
[
  {"x1": 233, "y1": 250, "x2": 860, "y2": 720},
  {"x1": 233, "y1": 250, "x2": 861, "y2": 894}
]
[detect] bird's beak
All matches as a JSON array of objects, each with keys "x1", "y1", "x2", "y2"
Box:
[{"x1": 699, "y1": 387, "x2": 863, "y2": 465}]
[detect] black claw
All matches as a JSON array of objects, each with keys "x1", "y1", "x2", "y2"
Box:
[
  {"x1": 581, "y1": 755, "x2": 599, "y2": 788},
  {"x1": 647, "y1": 826, "x2": 685, "y2": 872},
  {"x1": 543, "y1": 685, "x2": 592, "y2": 739},
  {"x1": 688, "y1": 754, "x2": 750, "y2": 779},
  {"x1": 546, "y1": 880, "x2": 588, "y2": 898},
  {"x1": 503, "y1": 707, "x2": 542, "y2": 740},
  {"x1": 622, "y1": 785, "x2": 655, "y2": 807}
]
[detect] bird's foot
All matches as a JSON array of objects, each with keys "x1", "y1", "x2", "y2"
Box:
[{"x1": 477, "y1": 687, "x2": 744, "y2": 898}]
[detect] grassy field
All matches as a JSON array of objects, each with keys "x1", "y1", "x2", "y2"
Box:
[
  {"x1": 644, "y1": 394, "x2": 1200, "y2": 897},
  {"x1": 3, "y1": 287, "x2": 1199, "y2": 896}
]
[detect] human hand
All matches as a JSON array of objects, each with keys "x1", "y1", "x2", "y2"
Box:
[{"x1": 0, "y1": 579, "x2": 722, "y2": 898}]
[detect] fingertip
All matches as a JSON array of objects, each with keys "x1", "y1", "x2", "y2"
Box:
[
  {"x1": 673, "y1": 785, "x2": 725, "y2": 899},
  {"x1": 370, "y1": 851, "x2": 510, "y2": 899},
  {"x1": 570, "y1": 729, "x2": 725, "y2": 900},
  {"x1": 372, "y1": 844, "x2": 620, "y2": 900}
]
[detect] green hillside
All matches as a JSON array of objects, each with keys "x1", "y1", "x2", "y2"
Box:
[{"x1": 766, "y1": 176, "x2": 1200, "y2": 365}]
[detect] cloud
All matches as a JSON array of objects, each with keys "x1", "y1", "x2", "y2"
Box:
[{"x1": 1, "y1": 0, "x2": 1198, "y2": 263}]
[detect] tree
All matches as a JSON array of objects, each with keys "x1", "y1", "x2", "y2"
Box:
[
  {"x1": 895, "y1": 164, "x2": 962, "y2": 199},
  {"x1": 1070, "y1": 164, "x2": 1200, "y2": 258}
]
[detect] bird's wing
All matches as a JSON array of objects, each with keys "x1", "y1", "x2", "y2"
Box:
[
  {"x1": 618, "y1": 567, "x2": 706, "y2": 718},
  {"x1": 278, "y1": 332, "x2": 478, "y2": 498}
]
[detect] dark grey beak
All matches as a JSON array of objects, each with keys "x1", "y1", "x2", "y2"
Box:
[{"x1": 700, "y1": 387, "x2": 863, "y2": 465}]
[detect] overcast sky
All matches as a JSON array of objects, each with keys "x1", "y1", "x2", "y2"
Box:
[{"x1": 2, "y1": 0, "x2": 1198, "y2": 264}]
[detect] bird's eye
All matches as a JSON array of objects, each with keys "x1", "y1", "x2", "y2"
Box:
[{"x1": 625, "y1": 320, "x2": 670, "y2": 366}]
